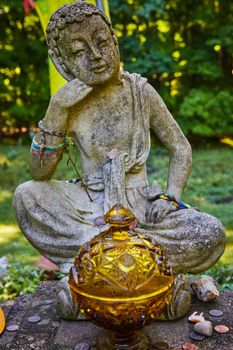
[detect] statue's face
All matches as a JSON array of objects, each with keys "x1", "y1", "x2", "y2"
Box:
[{"x1": 58, "y1": 15, "x2": 120, "y2": 86}]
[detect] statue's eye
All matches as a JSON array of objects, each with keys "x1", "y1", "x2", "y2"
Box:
[
  {"x1": 72, "y1": 40, "x2": 85, "y2": 56},
  {"x1": 74, "y1": 48, "x2": 85, "y2": 57},
  {"x1": 98, "y1": 38, "x2": 108, "y2": 48}
]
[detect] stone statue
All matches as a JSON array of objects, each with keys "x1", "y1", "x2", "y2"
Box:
[{"x1": 13, "y1": 1, "x2": 225, "y2": 320}]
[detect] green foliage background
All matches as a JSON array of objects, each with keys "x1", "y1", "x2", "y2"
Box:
[
  {"x1": 110, "y1": 0, "x2": 233, "y2": 137},
  {"x1": 0, "y1": 0, "x2": 233, "y2": 137},
  {"x1": 0, "y1": 0, "x2": 49, "y2": 131}
]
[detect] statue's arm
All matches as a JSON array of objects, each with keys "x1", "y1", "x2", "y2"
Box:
[
  {"x1": 29, "y1": 78, "x2": 92, "y2": 181},
  {"x1": 29, "y1": 97, "x2": 68, "y2": 181},
  {"x1": 147, "y1": 83, "x2": 192, "y2": 198}
]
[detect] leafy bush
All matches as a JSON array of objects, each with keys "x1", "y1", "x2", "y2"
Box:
[
  {"x1": 178, "y1": 89, "x2": 233, "y2": 137},
  {"x1": 1, "y1": 0, "x2": 233, "y2": 137},
  {"x1": 0, "y1": 262, "x2": 42, "y2": 301},
  {"x1": 206, "y1": 264, "x2": 233, "y2": 291},
  {"x1": 111, "y1": 0, "x2": 233, "y2": 138},
  {"x1": 0, "y1": 0, "x2": 49, "y2": 131}
]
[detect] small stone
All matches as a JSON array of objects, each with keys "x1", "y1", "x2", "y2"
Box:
[
  {"x1": 194, "y1": 320, "x2": 213, "y2": 337},
  {"x1": 214, "y1": 325, "x2": 230, "y2": 334},
  {"x1": 209, "y1": 309, "x2": 223, "y2": 317},
  {"x1": 6, "y1": 324, "x2": 19, "y2": 332},
  {"x1": 153, "y1": 341, "x2": 169, "y2": 349},
  {"x1": 38, "y1": 319, "x2": 50, "y2": 325},
  {"x1": 52, "y1": 321, "x2": 60, "y2": 328},
  {"x1": 74, "y1": 343, "x2": 90, "y2": 350},
  {"x1": 27, "y1": 315, "x2": 41, "y2": 323},
  {"x1": 182, "y1": 343, "x2": 199, "y2": 350},
  {"x1": 189, "y1": 332, "x2": 205, "y2": 341},
  {"x1": 188, "y1": 311, "x2": 205, "y2": 323}
]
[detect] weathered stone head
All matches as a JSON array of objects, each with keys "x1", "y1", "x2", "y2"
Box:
[{"x1": 46, "y1": 0, "x2": 120, "y2": 86}]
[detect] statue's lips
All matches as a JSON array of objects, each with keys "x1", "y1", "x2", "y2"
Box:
[{"x1": 91, "y1": 65, "x2": 106, "y2": 73}]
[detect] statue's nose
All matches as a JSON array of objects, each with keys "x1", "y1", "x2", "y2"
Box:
[{"x1": 89, "y1": 45, "x2": 102, "y2": 61}]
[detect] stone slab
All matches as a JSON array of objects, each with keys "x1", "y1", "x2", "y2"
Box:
[
  {"x1": 0, "y1": 282, "x2": 232, "y2": 350},
  {"x1": 0, "y1": 282, "x2": 60, "y2": 350},
  {"x1": 144, "y1": 290, "x2": 233, "y2": 350},
  {"x1": 0, "y1": 294, "x2": 33, "y2": 350}
]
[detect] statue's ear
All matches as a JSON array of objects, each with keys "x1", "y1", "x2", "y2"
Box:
[{"x1": 48, "y1": 49, "x2": 75, "y2": 82}]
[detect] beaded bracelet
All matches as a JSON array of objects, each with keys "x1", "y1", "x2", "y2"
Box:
[
  {"x1": 38, "y1": 120, "x2": 66, "y2": 137},
  {"x1": 31, "y1": 137, "x2": 66, "y2": 156},
  {"x1": 31, "y1": 133, "x2": 93, "y2": 202},
  {"x1": 36, "y1": 120, "x2": 66, "y2": 156},
  {"x1": 159, "y1": 194, "x2": 192, "y2": 209}
]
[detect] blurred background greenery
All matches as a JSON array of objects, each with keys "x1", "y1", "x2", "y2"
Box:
[
  {"x1": 0, "y1": 0, "x2": 233, "y2": 299},
  {"x1": 0, "y1": 0, "x2": 233, "y2": 136}
]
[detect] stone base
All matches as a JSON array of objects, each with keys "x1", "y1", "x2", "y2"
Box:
[{"x1": 0, "y1": 282, "x2": 233, "y2": 350}]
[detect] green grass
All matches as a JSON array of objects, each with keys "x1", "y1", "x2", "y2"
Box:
[
  {"x1": 0, "y1": 142, "x2": 233, "y2": 268},
  {"x1": 0, "y1": 142, "x2": 80, "y2": 265}
]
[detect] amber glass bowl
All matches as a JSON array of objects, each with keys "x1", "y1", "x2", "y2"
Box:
[{"x1": 69, "y1": 204, "x2": 174, "y2": 348}]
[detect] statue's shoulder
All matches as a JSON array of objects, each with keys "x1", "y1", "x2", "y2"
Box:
[
  {"x1": 122, "y1": 71, "x2": 156, "y2": 104},
  {"x1": 122, "y1": 71, "x2": 148, "y2": 87}
]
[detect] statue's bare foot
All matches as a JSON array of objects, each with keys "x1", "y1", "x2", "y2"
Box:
[
  {"x1": 189, "y1": 275, "x2": 220, "y2": 302},
  {"x1": 55, "y1": 276, "x2": 80, "y2": 320},
  {"x1": 159, "y1": 274, "x2": 191, "y2": 321}
]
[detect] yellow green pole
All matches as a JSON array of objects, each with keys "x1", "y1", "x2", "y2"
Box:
[{"x1": 34, "y1": 0, "x2": 110, "y2": 94}]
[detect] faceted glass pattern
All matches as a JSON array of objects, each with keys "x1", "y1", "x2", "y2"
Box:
[{"x1": 69, "y1": 204, "x2": 174, "y2": 333}]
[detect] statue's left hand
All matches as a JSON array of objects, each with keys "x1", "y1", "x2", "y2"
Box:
[
  {"x1": 42, "y1": 78, "x2": 93, "y2": 131},
  {"x1": 50, "y1": 78, "x2": 93, "y2": 109},
  {"x1": 146, "y1": 198, "x2": 177, "y2": 223}
]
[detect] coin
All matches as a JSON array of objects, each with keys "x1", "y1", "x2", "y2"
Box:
[
  {"x1": 214, "y1": 325, "x2": 230, "y2": 334},
  {"x1": 189, "y1": 332, "x2": 205, "y2": 341},
  {"x1": 182, "y1": 343, "x2": 199, "y2": 350},
  {"x1": 6, "y1": 324, "x2": 19, "y2": 332},
  {"x1": 153, "y1": 341, "x2": 169, "y2": 349},
  {"x1": 27, "y1": 315, "x2": 41, "y2": 323},
  {"x1": 74, "y1": 343, "x2": 90, "y2": 350},
  {"x1": 209, "y1": 309, "x2": 223, "y2": 317}
]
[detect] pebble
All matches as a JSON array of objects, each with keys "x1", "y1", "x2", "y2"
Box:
[
  {"x1": 153, "y1": 341, "x2": 169, "y2": 349},
  {"x1": 6, "y1": 324, "x2": 19, "y2": 332},
  {"x1": 182, "y1": 343, "x2": 199, "y2": 350},
  {"x1": 194, "y1": 320, "x2": 213, "y2": 337},
  {"x1": 74, "y1": 343, "x2": 90, "y2": 350},
  {"x1": 27, "y1": 315, "x2": 41, "y2": 323},
  {"x1": 214, "y1": 325, "x2": 230, "y2": 334},
  {"x1": 188, "y1": 311, "x2": 205, "y2": 324},
  {"x1": 189, "y1": 332, "x2": 205, "y2": 341},
  {"x1": 38, "y1": 319, "x2": 50, "y2": 325},
  {"x1": 209, "y1": 309, "x2": 223, "y2": 317}
]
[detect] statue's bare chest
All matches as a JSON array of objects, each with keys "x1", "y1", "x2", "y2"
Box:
[{"x1": 69, "y1": 84, "x2": 134, "y2": 157}]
